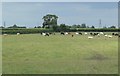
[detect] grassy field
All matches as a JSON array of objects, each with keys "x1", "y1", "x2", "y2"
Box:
[{"x1": 2, "y1": 32, "x2": 118, "y2": 74}]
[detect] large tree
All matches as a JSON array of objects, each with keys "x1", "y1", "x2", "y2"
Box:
[{"x1": 42, "y1": 14, "x2": 58, "y2": 28}]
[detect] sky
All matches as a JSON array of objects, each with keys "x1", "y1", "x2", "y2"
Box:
[
  {"x1": 1, "y1": 0, "x2": 119, "y2": 2},
  {"x1": 1, "y1": 2, "x2": 118, "y2": 28}
]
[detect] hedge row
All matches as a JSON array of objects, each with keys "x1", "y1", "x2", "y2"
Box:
[
  {"x1": 1, "y1": 28, "x2": 53, "y2": 34},
  {"x1": 1, "y1": 28, "x2": 120, "y2": 34},
  {"x1": 70, "y1": 28, "x2": 120, "y2": 32}
]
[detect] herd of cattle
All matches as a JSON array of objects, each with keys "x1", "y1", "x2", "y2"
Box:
[
  {"x1": 40, "y1": 32, "x2": 120, "y2": 39},
  {"x1": 3, "y1": 32, "x2": 120, "y2": 39}
]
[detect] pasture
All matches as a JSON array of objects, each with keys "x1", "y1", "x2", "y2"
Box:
[{"x1": 2, "y1": 32, "x2": 118, "y2": 74}]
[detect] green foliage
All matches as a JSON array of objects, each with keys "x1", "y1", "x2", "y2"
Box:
[
  {"x1": 59, "y1": 24, "x2": 70, "y2": 32},
  {"x1": 81, "y1": 23, "x2": 86, "y2": 28},
  {"x1": 109, "y1": 26, "x2": 116, "y2": 28},
  {"x1": 42, "y1": 14, "x2": 58, "y2": 28},
  {"x1": 103, "y1": 26, "x2": 107, "y2": 28},
  {"x1": 1, "y1": 27, "x2": 119, "y2": 34},
  {"x1": 91, "y1": 26, "x2": 95, "y2": 28},
  {"x1": 72, "y1": 24, "x2": 80, "y2": 28},
  {"x1": 1, "y1": 28, "x2": 119, "y2": 34},
  {"x1": 52, "y1": 25, "x2": 59, "y2": 32},
  {"x1": 2, "y1": 28, "x2": 53, "y2": 34},
  {"x1": 51, "y1": 24, "x2": 70, "y2": 32},
  {"x1": 34, "y1": 26, "x2": 41, "y2": 28},
  {"x1": 8, "y1": 24, "x2": 26, "y2": 28},
  {"x1": 59, "y1": 24, "x2": 67, "y2": 31},
  {"x1": 0, "y1": 26, "x2": 4, "y2": 28},
  {"x1": 70, "y1": 28, "x2": 119, "y2": 32}
]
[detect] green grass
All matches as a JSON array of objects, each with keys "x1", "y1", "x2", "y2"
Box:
[{"x1": 2, "y1": 33, "x2": 118, "y2": 74}]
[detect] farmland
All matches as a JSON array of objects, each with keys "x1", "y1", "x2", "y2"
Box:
[{"x1": 2, "y1": 32, "x2": 118, "y2": 74}]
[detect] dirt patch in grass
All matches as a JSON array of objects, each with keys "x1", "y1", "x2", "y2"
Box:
[{"x1": 86, "y1": 53, "x2": 109, "y2": 60}]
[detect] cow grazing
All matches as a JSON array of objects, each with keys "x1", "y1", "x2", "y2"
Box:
[
  {"x1": 3, "y1": 34, "x2": 7, "y2": 36},
  {"x1": 93, "y1": 33, "x2": 98, "y2": 36},
  {"x1": 104, "y1": 34, "x2": 108, "y2": 37},
  {"x1": 40, "y1": 32, "x2": 42, "y2": 35},
  {"x1": 108, "y1": 35, "x2": 112, "y2": 38},
  {"x1": 41, "y1": 32, "x2": 49, "y2": 36},
  {"x1": 88, "y1": 36, "x2": 93, "y2": 39},
  {"x1": 79, "y1": 32, "x2": 82, "y2": 35},
  {"x1": 75, "y1": 32, "x2": 79, "y2": 35},
  {"x1": 49, "y1": 32, "x2": 52, "y2": 35},
  {"x1": 65, "y1": 32, "x2": 68, "y2": 35},
  {"x1": 112, "y1": 33, "x2": 115, "y2": 35},
  {"x1": 72, "y1": 35, "x2": 74, "y2": 37},
  {"x1": 17, "y1": 33, "x2": 20, "y2": 35},
  {"x1": 90, "y1": 33, "x2": 93, "y2": 36},
  {"x1": 100, "y1": 32, "x2": 104, "y2": 35},
  {"x1": 42, "y1": 33, "x2": 46, "y2": 36},
  {"x1": 61, "y1": 32, "x2": 65, "y2": 35},
  {"x1": 119, "y1": 35, "x2": 120, "y2": 37},
  {"x1": 90, "y1": 33, "x2": 98, "y2": 36},
  {"x1": 85, "y1": 32, "x2": 87, "y2": 35},
  {"x1": 114, "y1": 33, "x2": 119, "y2": 36},
  {"x1": 45, "y1": 33, "x2": 49, "y2": 36},
  {"x1": 97, "y1": 34, "x2": 100, "y2": 37}
]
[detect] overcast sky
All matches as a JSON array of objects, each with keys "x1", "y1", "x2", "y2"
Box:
[
  {"x1": 2, "y1": 2, "x2": 118, "y2": 28},
  {"x1": 1, "y1": 0, "x2": 119, "y2": 2}
]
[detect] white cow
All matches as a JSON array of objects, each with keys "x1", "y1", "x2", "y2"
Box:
[
  {"x1": 97, "y1": 34, "x2": 100, "y2": 37},
  {"x1": 100, "y1": 32, "x2": 104, "y2": 35},
  {"x1": 65, "y1": 32, "x2": 68, "y2": 35},
  {"x1": 85, "y1": 32, "x2": 87, "y2": 35},
  {"x1": 42, "y1": 33, "x2": 46, "y2": 36},
  {"x1": 108, "y1": 35, "x2": 112, "y2": 38},
  {"x1": 75, "y1": 32, "x2": 79, "y2": 35},
  {"x1": 88, "y1": 36, "x2": 93, "y2": 39},
  {"x1": 17, "y1": 33, "x2": 20, "y2": 35},
  {"x1": 3, "y1": 34, "x2": 7, "y2": 36},
  {"x1": 104, "y1": 35, "x2": 108, "y2": 37}
]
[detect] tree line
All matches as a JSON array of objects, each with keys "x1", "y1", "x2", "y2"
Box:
[{"x1": 1, "y1": 14, "x2": 117, "y2": 32}]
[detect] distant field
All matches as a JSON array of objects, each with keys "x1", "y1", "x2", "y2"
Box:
[{"x1": 2, "y1": 32, "x2": 118, "y2": 74}]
